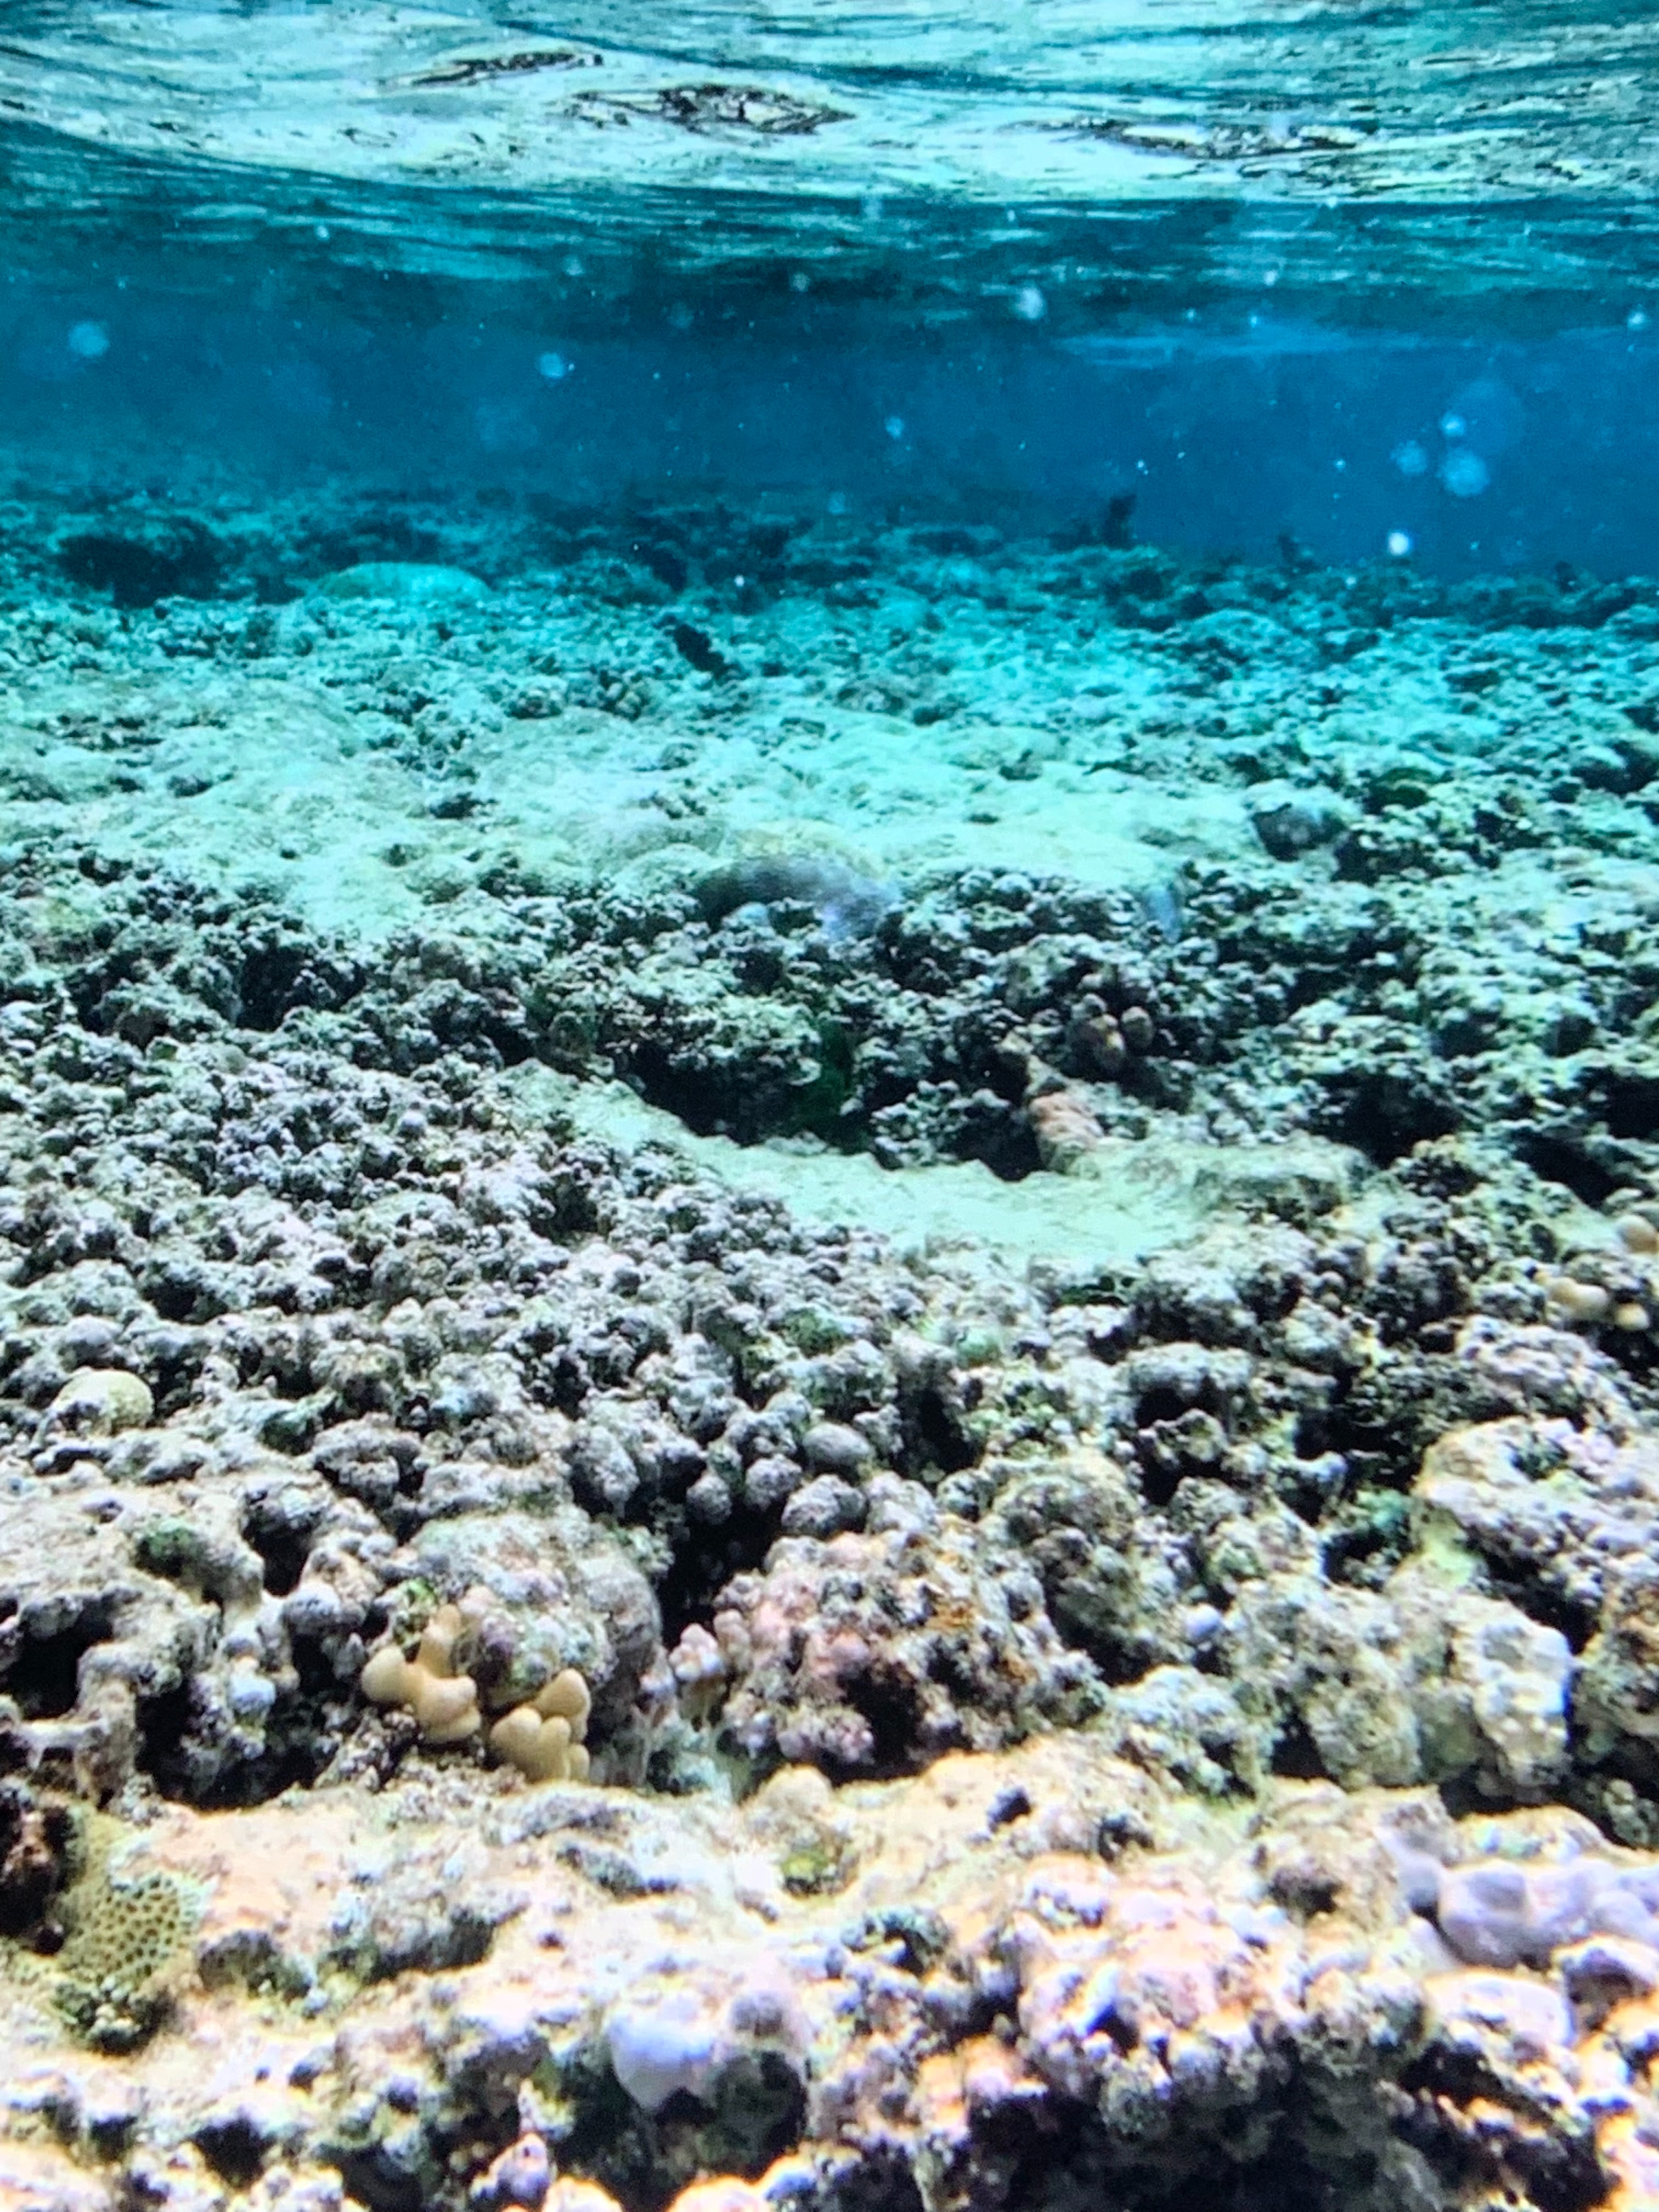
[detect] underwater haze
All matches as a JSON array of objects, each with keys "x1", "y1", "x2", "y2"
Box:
[
  {"x1": 9, "y1": 273, "x2": 1659, "y2": 574},
  {"x1": 7, "y1": 9, "x2": 1659, "y2": 2212}
]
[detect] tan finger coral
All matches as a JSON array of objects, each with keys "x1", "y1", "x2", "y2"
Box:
[
  {"x1": 362, "y1": 1594, "x2": 594, "y2": 1780},
  {"x1": 360, "y1": 1604, "x2": 482, "y2": 1745},
  {"x1": 489, "y1": 1668, "x2": 591, "y2": 1783},
  {"x1": 1545, "y1": 1276, "x2": 1612, "y2": 1325}
]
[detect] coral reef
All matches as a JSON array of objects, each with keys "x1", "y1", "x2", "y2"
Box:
[
  {"x1": 7, "y1": 1747, "x2": 1659, "y2": 2212},
  {"x1": 6, "y1": 487, "x2": 1659, "y2": 2206}
]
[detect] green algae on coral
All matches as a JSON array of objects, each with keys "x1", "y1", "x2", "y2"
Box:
[{"x1": 776, "y1": 1834, "x2": 855, "y2": 1897}]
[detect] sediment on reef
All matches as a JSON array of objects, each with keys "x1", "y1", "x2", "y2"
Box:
[{"x1": 4, "y1": 489, "x2": 1659, "y2": 2209}]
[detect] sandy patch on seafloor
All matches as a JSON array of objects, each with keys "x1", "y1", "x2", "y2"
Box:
[
  {"x1": 537, "y1": 1069, "x2": 1370, "y2": 1271},
  {"x1": 0, "y1": 652, "x2": 1250, "y2": 945}
]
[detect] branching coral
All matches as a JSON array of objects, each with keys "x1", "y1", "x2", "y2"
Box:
[
  {"x1": 361, "y1": 1601, "x2": 483, "y2": 1745},
  {"x1": 362, "y1": 1588, "x2": 592, "y2": 1781},
  {"x1": 489, "y1": 1669, "x2": 591, "y2": 1782}
]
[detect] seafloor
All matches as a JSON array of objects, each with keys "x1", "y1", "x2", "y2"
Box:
[{"x1": 4, "y1": 486, "x2": 1659, "y2": 2212}]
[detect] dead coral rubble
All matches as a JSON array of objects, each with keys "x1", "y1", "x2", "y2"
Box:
[{"x1": 5, "y1": 832, "x2": 1659, "y2": 1827}]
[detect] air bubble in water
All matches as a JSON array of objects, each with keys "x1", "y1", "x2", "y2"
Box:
[
  {"x1": 538, "y1": 351, "x2": 571, "y2": 381},
  {"x1": 884, "y1": 415, "x2": 906, "y2": 441},
  {"x1": 67, "y1": 321, "x2": 109, "y2": 360},
  {"x1": 1391, "y1": 439, "x2": 1428, "y2": 477},
  {"x1": 1443, "y1": 376, "x2": 1523, "y2": 456},
  {"x1": 1386, "y1": 530, "x2": 1413, "y2": 558},
  {"x1": 1013, "y1": 284, "x2": 1047, "y2": 322},
  {"x1": 1440, "y1": 411, "x2": 1466, "y2": 441},
  {"x1": 1630, "y1": 308, "x2": 1650, "y2": 331},
  {"x1": 1440, "y1": 448, "x2": 1489, "y2": 499}
]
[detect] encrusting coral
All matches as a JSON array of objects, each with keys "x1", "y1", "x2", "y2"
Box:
[
  {"x1": 362, "y1": 1587, "x2": 592, "y2": 1780},
  {"x1": 50, "y1": 1825, "x2": 195, "y2": 2053}
]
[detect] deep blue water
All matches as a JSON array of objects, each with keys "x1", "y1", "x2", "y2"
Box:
[{"x1": 4, "y1": 259, "x2": 1659, "y2": 577}]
